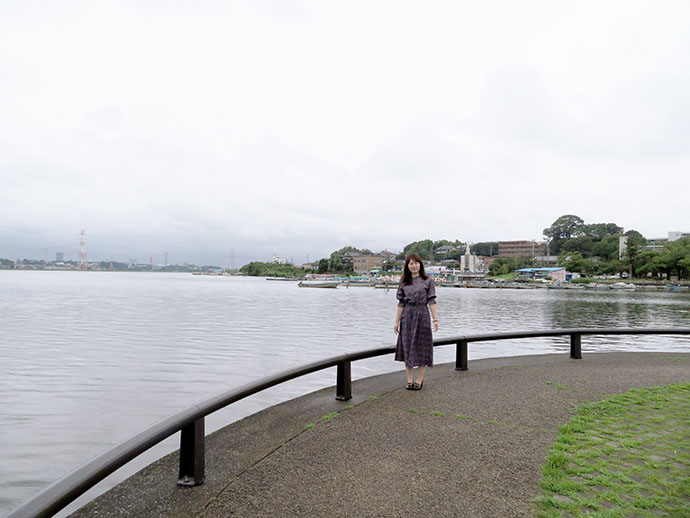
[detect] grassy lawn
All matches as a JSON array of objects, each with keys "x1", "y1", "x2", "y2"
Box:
[{"x1": 537, "y1": 383, "x2": 690, "y2": 517}]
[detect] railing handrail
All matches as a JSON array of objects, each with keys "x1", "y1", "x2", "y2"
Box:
[
  {"x1": 8, "y1": 327, "x2": 690, "y2": 518},
  {"x1": 434, "y1": 327, "x2": 690, "y2": 346}
]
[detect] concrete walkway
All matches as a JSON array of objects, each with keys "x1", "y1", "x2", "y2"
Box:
[{"x1": 70, "y1": 352, "x2": 690, "y2": 517}]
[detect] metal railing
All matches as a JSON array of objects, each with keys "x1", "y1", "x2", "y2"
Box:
[{"x1": 8, "y1": 327, "x2": 690, "y2": 518}]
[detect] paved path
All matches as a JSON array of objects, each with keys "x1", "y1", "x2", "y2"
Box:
[{"x1": 71, "y1": 352, "x2": 690, "y2": 517}]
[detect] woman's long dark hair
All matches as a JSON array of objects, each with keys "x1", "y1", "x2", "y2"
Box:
[{"x1": 400, "y1": 253, "x2": 429, "y2": 285}]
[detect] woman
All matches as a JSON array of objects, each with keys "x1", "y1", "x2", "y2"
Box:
[{"x1": 394, "y1": 253, "x2": 438, "y2": 390}]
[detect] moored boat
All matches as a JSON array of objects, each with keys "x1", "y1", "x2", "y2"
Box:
[
  {"x1": 611, "y1": 282, "x2": 635, "y2": 290},
  {"x1": 298, "y1": 280, "x2": 340, "y2": 288}
]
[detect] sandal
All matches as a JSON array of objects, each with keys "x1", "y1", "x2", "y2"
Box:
[
  {"x1": 413, "y1": 381, "x2": 424, "y2": 391},
  {"x1": 406, "y1": 382, "x2": 415, "y2": 390}
]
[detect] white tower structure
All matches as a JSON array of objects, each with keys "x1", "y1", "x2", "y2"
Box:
[
  {"x1": 619, "y1": 235, "x2": 628, "y2": 260},
  {"x1": 460, "y1": 242, "x2": 479, "y2": 272}
]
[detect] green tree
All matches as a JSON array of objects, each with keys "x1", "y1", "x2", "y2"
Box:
[
  {"x1": 625, "y1": 229, "x2": 645, "y2": 240},
  {"x1": 543, "y1": 215, "x2": 585, "y2": 255},
  {"x1": 560, "y1": 236, "x2": 594, "y2": 257},
  {"x1": 660, "y1": 237, "x2": 690, "y2": 280},
  {"x1": 584, "y1": 223, "x2": 623, "y2": 241},
  {"x1": 602, "y1": 259, "x2": 627, "y2": 277},
  {"x1": 402, "y1": 240, "x2": 434, "y2": 261},
  {"x1": 635, "y1": 250, "x2": 666, "y2": 278},
  {"x1": 317, "y1": 258, "x2": 329, "y2": 274},
  {"x1": 592, "y1": 234, "x2": 622, "y2": 262},
  {"x1": 432, "y1": 239, "x2": 455, "y2": 249},
  {"x1": 239, "y1": 262, "x2": 303, "y2": 278},
  {"x1": 557, "y1": 251, "x2": 600, "y2": 276},
  {"x1": 240, "y1": 262, "x2": 266, "y2": 276},
  {"x1": 488, "y1": 256, "x2": 534, "y2": 276},
  {"x1": 488, "y1": 257, "x2": 512, "y2": 276},
  {"x1": 559, "y1": 251, "x2": 586, "y2": 273},
  {"x1": 622, "y1": 231, "x2": 647, "y2": 277}
]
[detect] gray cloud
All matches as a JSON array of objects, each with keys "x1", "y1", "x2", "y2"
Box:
[{"x1": 1, "y1": 1, "x2": 689, "y2": 265}]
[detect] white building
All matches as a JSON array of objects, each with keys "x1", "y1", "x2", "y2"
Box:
[{"x1": 460, "y1": 242, "x2": 482, "y2": 272}]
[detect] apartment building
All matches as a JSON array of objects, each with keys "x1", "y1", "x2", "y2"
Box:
[
  {"x1": 498, "y1": 240, "x2": 547, "y2": 257},
  {"x1": 353, "y1": 255, "x2": 384, "y2": 274}
]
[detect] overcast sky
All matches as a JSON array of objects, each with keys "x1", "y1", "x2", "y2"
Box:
[{"x1": 1, "y1": 1, "x2": 688, "y2": 267}]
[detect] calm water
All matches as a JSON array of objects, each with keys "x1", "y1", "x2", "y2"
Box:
[{"x1": 1, "y1": 271, "x2": 689, "y2": 516}]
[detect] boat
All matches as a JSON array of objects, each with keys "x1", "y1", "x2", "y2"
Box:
[
  {"x1": 342, "y1": 280, "x2": 376, "y2": 287},
  {"x1": 667, "y1": 285, "x2": 689, "y2": 292},
  {"x1": 298, "y1": 280, "x2": 340, "y2": 288},
  {"x1": 610, "y1": 282, "x2": 635, "y2": 290}
]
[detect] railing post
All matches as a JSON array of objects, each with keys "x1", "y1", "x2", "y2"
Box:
[
  {"x1": 455, "y1": 340, "x2": 468, "y2": 371},
  {"x1": 570, "y1": 333, "x2": 582, "y2": 359},
  {"x1": 177, "y1": 418, "x2": 205, "y2": 487},
  {"x1": 336, "y1": 361, "x2": 352, "y2": 401}
]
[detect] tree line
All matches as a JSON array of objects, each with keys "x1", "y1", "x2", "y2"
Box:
[
  {"x1": 239, "y1": 214, "x2": 690, "y2": 280},
  {"x1": 539, "y1": 214, "x2": 689, "y2": 280}
]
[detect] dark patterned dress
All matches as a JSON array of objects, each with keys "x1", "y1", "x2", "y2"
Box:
[{"x1": 395, "y1": 276, "x2": 437, "y2": 367}]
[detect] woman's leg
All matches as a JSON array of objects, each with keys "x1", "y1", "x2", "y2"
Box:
[
  {"x1": 415, "y1": 365, "x2": 426, "y2": 384},
  {"x1": 406, "y1": 366, "x2": 413, "y2": 384}
]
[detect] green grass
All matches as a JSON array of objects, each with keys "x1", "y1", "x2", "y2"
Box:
[
  {"x1": 536, "y1": 383, "x2": 690, "y2": 517},
  {"x1": 545, "y1": 380, "x2": 569, "y2": 390},
  {"x1": 488, "y1": 273, "x2": 516, "y2": 280}
]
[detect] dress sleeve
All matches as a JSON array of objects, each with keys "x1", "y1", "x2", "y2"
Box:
[
  {"x1": 396, "y1": 283, "x2": 405, "y2": 307},
  {"x1": 427, "y1": 278, "x2": 437, "y2": 305}
]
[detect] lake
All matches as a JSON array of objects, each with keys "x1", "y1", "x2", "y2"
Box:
[{"x1": 1, "y1": 271, "x2": 689, "y2": 516}]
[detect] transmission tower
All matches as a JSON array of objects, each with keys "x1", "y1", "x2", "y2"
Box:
[{"x1": 79, "y1": 230, "x2": 87, "y2": 269}]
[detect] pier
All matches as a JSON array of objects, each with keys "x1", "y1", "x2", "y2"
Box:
[
  {"x1": 9, "y1": 329, "x2": 690, "y2": 517},
  {"x1": 69, "y1": 353, "x2": 690, "y2": 516}
]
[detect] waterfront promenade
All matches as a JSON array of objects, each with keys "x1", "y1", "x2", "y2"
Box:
[{"x1": 69, "y1": 352, "x2": 689, "y2": 517}]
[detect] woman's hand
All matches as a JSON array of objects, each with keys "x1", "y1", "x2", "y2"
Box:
[
  {"x1": 433, "y1": 320, "x2": 439, "y2": 332},
  {"x1": 394, "y1": 321, "x2": 399, "y2": 334}
]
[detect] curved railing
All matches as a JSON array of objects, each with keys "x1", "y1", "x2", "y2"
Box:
[{"x1": 8, "y1": 327, "x2": 690, "y2": 518}]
